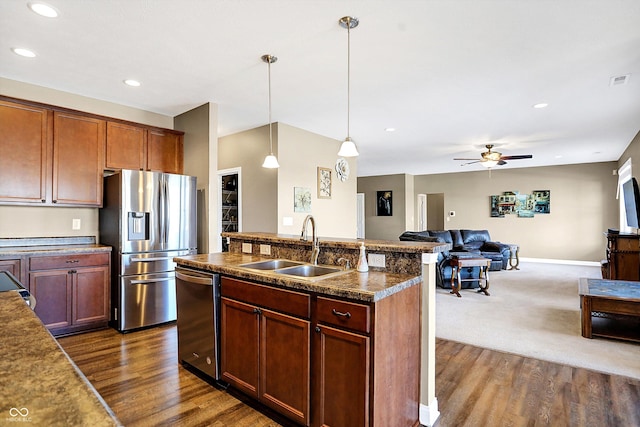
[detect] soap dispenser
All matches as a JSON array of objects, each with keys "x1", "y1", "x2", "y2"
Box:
[{"x1": 357, "y1": 242, "x2": 369, "y2": 272}]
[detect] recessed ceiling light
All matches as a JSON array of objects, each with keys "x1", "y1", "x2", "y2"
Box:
[
  {"x1": 385, "y1": 128, "x2": 396, "y2": 132},
  {"x1": 12, "y1": 47, "x2": 36, "y2": 58},
  {"x1": 28, "y1": 2, "x2": 59, "y2": 18},
  {"x1": 123, "y1": 79, "x2": 141, "y2": 87},
  {"x1": 555, "y1": 155, "x2": 563, "y2": 159},
  {"x1": 533, "y1": 103, "x2": 548, "y2": 109}
]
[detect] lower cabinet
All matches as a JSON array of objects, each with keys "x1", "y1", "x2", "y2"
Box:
[
  {"x1": 0, "y1": 258, "x2": 22, "y2": 281},
  {"x1": 221, "y1": 277, "x2": 311, "y2": 426},
  {"x1": 220, "y1": 276, "x2": 421, "y2": 427},
  {"x1": 28, "y1": 252, "x2": 110, "y2": 336}
]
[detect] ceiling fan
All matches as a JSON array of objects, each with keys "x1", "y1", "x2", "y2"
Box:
[{"x1": 454, "y1": 144, "x2": 533, "y2": 167}]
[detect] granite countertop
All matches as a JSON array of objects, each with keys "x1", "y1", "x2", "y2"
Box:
[
  {"x1": 0, "y1": 291, "x2": 121, "y2": 426},
  {"x1": 222, "y1": 231, "x2": 450, "y2": 254},
  {"x1": 175, "y1": 252, "x2": 422, "y2": 302},
  {"x1": 0, "y1": 236, "x2": 111, "y2": 256}
]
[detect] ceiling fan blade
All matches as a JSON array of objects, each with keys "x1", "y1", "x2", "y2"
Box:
[
  {"x1": 497, "y1": 160, "x2": 507, "y2": 166},
  {"x1": 453, "y1": 157, "x2": 481, "y2": 160},
  {"x1": 500, "y1": 154, "x2": 533, "y2": 160},
  {"x1": 460, "y1": 160, "x2": 482, "y2": 166}
]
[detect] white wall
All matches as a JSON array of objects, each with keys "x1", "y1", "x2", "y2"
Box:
[{"x1": 277, "y1": 123, "x2": 358, "y2": 239}]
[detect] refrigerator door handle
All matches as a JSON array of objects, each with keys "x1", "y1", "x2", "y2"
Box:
[
  {"x1": 131, "y1": 257, "x2": 172, "y2": 262},
  {"x1": 175, "y1": 271, "x2": 213, "y2": 286},
  {"x1": 130, "y1": 277, "x2": 173, "y2": 285}
]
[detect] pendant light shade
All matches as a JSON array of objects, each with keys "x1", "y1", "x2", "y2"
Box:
[
  {"x1": 338, "y1": 16, "x2": 359, "y2": 157},
  {"x1": 261, "y1": 54, "x2": 280, "y2": 169}
]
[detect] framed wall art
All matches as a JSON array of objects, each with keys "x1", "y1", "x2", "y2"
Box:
[
  {"x1": 377, "y1": 191, "x2": 393, "y2": 216},
  {"x1": 294, "y1": 187, "x2": 311, "y2": 212},
  {"x1": 317, "y1": 167, "x2": 332, "y2": 199}
]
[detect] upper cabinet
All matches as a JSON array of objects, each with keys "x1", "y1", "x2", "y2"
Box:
[
  {"x1": 106, "y1": 123, "x2": 184, "y2": 174},
  {"x1": 147, "y1": 130, "x2": 183, "y2": 174},
  {"x1": 105, "y1": 122, "x2": 146, "y2": 171},
  {"x1": 0, "y1": 96, "x2": 184, "y2": 207},
  {"x1": 53, "y1": 112, "x2": 105, "y2": 206},
  {"x1": 0, "y1": 100, "x2": 51, "y2": 204}
]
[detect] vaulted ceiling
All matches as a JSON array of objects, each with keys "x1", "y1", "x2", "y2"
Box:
[{"x1": 2, "y1": 0, "x2": 639, "y2": 176}]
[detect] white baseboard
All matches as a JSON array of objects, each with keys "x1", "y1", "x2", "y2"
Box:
[
  {"x1": 419, "y1": 398, "x2": 440, "y2": 426},
  {"x1": 519, "y1": 257, "x2": 600, "y2": 267}
]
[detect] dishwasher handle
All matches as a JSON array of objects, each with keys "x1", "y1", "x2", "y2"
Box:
[{"x1": 176, "y1": 270, "x2": 214, "y2": 286}]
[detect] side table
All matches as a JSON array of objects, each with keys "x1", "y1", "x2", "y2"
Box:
[
  {"x1": 449, "y1": 257, "x2": 491, "y2": 297},
  {"x1": 508, "y1": 244, "x2": 520, "y2": 270}
]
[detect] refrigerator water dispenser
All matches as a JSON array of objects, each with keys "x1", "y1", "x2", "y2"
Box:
[{"x1": 128, "y1": 212, "x2": 149, "y2": 241}]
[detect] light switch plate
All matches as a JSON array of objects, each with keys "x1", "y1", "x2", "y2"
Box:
[
  {"x1": 260, "y1": 244, "x2": 271, "y2": 255},
  {"x1": 242, "y1": 243, "x2": 252, "y2": 253},
  {"x1": 368, "y1": 253, "x2": 386, "y2": 268},
  {"x1": 72, "y1": 219, "x2": 81, "y2": 230}
]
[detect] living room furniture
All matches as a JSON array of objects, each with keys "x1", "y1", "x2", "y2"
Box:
[
  {"x1": 578, "y1": 278, "x2": 640, "y2": 343},
  {"x1": 603, "y1": 232, "x2": 640, "y2": 281},
  {"x1": 450, "y1": 257, "x2": 491, "y2": 297},
  {"x1": 399, "y1": 229, "x2": 511, "y2": 289}
]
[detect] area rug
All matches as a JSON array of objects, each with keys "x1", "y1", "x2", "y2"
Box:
[{"x1": 435, "y1": 262, "x2": 640, "y2": 379}]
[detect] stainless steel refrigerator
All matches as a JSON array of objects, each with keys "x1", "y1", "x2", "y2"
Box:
[{"x1": 99, "y1": 169, "x2": 197, "y2": 332}]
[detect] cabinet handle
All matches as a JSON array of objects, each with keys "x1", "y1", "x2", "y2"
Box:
[
  {"x1": 52, "y1": 200, "x2": 57, "y2": 203},
  {"x1": 41, "y1": 199, "x2": 46, "y2": 203},
  {"x1": 66, "y1": 260, "x2": 80, "y2": 263},
  {"x1": 315, "y1": 326, "x2": 321, "y2": 333},
  {"x1": 332, "y1": 308, "x2": 352, "y2": 319},
  {"x1": 68, "y1": 270, "x2": 77, "y2": 274},
  {"x1": 253, "y1": 308, "x2": 262, "y2": 315}
]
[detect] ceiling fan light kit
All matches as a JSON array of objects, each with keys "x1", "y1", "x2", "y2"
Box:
[{"x1": 454, "y1": 144, "x2": 533, "y2": 168}]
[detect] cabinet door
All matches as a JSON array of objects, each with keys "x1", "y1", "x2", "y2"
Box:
[
  {"x1": 0, "y1": 259, "x2": 22, "y2": 282},
  {"x1": 314, "y1": 324, "x2": 370, "y2": 427},
  {"x1": 30, "y1": 270, "x2": 72, "y2": 330},
  {"x1": 147, "y1": 130, "x2": 183, "y2": 174},
  {"x1": 221, "y1": 297, "x2": 260, "y2": 397},
  {"x1": 73, "y1": 266, "x2": 110, "y2": 326},
  {"x1": 0, "y1": 100, "x2": 51, "y2": 204},
  {"x1": 106, "y1": 121, "x2": 147, "y2": 170},
  {"x1": 261, "y1": 309, "x2": 310, "y2": 426},
  {"x1": 52, "y1": 112, "x2": 105, "y2": 205}
]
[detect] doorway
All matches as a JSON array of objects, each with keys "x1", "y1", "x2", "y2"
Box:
[
  {"x1": 427, "y1": 193, "x2": 445, "y2": 230},
  {"x1": 218, "y1": 168, "x2": 241, "y2": 252}
]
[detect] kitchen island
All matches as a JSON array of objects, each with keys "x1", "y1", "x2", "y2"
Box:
[
  {"x1": 175, "y1": 232, "x2": 448, "y2": 427},
  {"x1": 0, "y1": 291, "x2": 121, "y2": 426}
]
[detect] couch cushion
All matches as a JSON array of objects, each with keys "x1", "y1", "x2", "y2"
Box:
[
  {"x1": 398, "y1": 231, "x2": 441, "y2": 242},
  {"x1": 428, "y1": 230, "x2": 454, "y2": 245},
  {"x1": 461, "y1": 229, "x2": 491, "y2": 244},
  {"x1": 449, "y1": 230, "x2": 464, "y2": 249}
]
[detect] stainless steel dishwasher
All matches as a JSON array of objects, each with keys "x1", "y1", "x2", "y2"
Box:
[{"x1": 175, "y1": 267, "x2": 221, "y2": 380}]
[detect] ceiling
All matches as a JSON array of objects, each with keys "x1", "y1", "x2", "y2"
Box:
[{"x1": 2, "y1": 1, "x2": 639, "y2": 177}]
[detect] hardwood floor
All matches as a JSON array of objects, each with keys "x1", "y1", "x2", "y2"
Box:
[{"x1": 58, "y1": 324, "x2": 640, "y2": 427}]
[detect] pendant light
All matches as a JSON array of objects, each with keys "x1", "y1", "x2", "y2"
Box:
[
  {"x1": 262, "y1": 54, "x2": 280, "y2": 168},
  {"x1": 337, "y1": 16, "x2": 360, "y2": 157}
]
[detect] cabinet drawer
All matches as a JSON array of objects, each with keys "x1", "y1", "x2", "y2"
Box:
[
  {"x1": 30, "y1": 253, "x2": 110, "y2": 270},
  {"x1": 317, "y1": 297, "x2": 370, "y2": 334},
  {"x1": 221, "y1": 277, "x2": 310, "y2": 319}
]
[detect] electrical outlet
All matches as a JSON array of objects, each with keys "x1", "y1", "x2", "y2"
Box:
[
  {"x1": 368, "y1": 253, "x2": 386, "y2": 268},
  {"x1": 260, "y1": 244, "x2": 271, "y2": 255},
  {"x1": 72, "y1": 219, "x2": 81, "y2": 230},
  {"x1": 242, "y1": 243, "x2": 252, "y2": 253}
]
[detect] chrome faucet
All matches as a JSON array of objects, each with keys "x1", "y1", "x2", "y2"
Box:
[{"x1": 301, "y1": 215, "x2": 320, "y2": 265}]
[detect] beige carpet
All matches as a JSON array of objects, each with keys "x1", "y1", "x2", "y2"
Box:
[{"x1": 435, "y1": 262, "x2": 640, "y2": 379}]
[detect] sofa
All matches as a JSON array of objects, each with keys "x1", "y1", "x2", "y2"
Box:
[{"x1": 399, "y1": 229, "x2": 511, "y2": 289}]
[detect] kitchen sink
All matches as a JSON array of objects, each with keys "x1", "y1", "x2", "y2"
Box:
[
  {"x1": 239, "y1": 259, "x2": 305, "y2": 270},
  {"x1": 274, "y1": 264, "x2": 344, "y2": 278}
]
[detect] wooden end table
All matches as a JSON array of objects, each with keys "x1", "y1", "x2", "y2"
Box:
[
  {"x1": 578, "y1": 278, "x2": 640, "y2": 343},
  {"x1": 450, "y1": 257, "x2": 491, "y2": 297}
]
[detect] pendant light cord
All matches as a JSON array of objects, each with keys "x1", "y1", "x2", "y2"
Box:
[
  {"x1": 268, "y1": 57, "x2": 273, "y2": 154},
  {"x1": 346, "y1": 18, "x2": 351, "y2": 139}
]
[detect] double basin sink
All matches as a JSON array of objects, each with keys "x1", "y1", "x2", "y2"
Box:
[{"x1": 238, "y1": 259, "x2": 350, "y2": 281}]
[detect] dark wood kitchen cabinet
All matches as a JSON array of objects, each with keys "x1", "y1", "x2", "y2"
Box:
[
  {"x1": 0, "y1": 98, "x2": 104, "y2": 206},
  {"x1": 28, "y1": 252, "x2": 110, "y2": 336},
  {"x1": 0, "y1": 258, "x2": 23, "y2": 282},
  {"x1": 0, "y1": 99, "x2": 51, "y2": 204},
  {"x1": 221, "y1": 277, "x2": 311, "y2": 426},
  {"x1": 105, "y1": 122, "x2": 184, "y2": 174},
  {"x1": 219, "y1": 274, "x2": 421, "y2": 427},
  {"x1": 105, "y1": 121, "x2": 147, "y2": 170},
  {"x1": 52, "y1": 112, "x2": 105, "y2": 206},
  {"x1": 147, "y1": 129, "x2": 184, "y2": 174}
]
